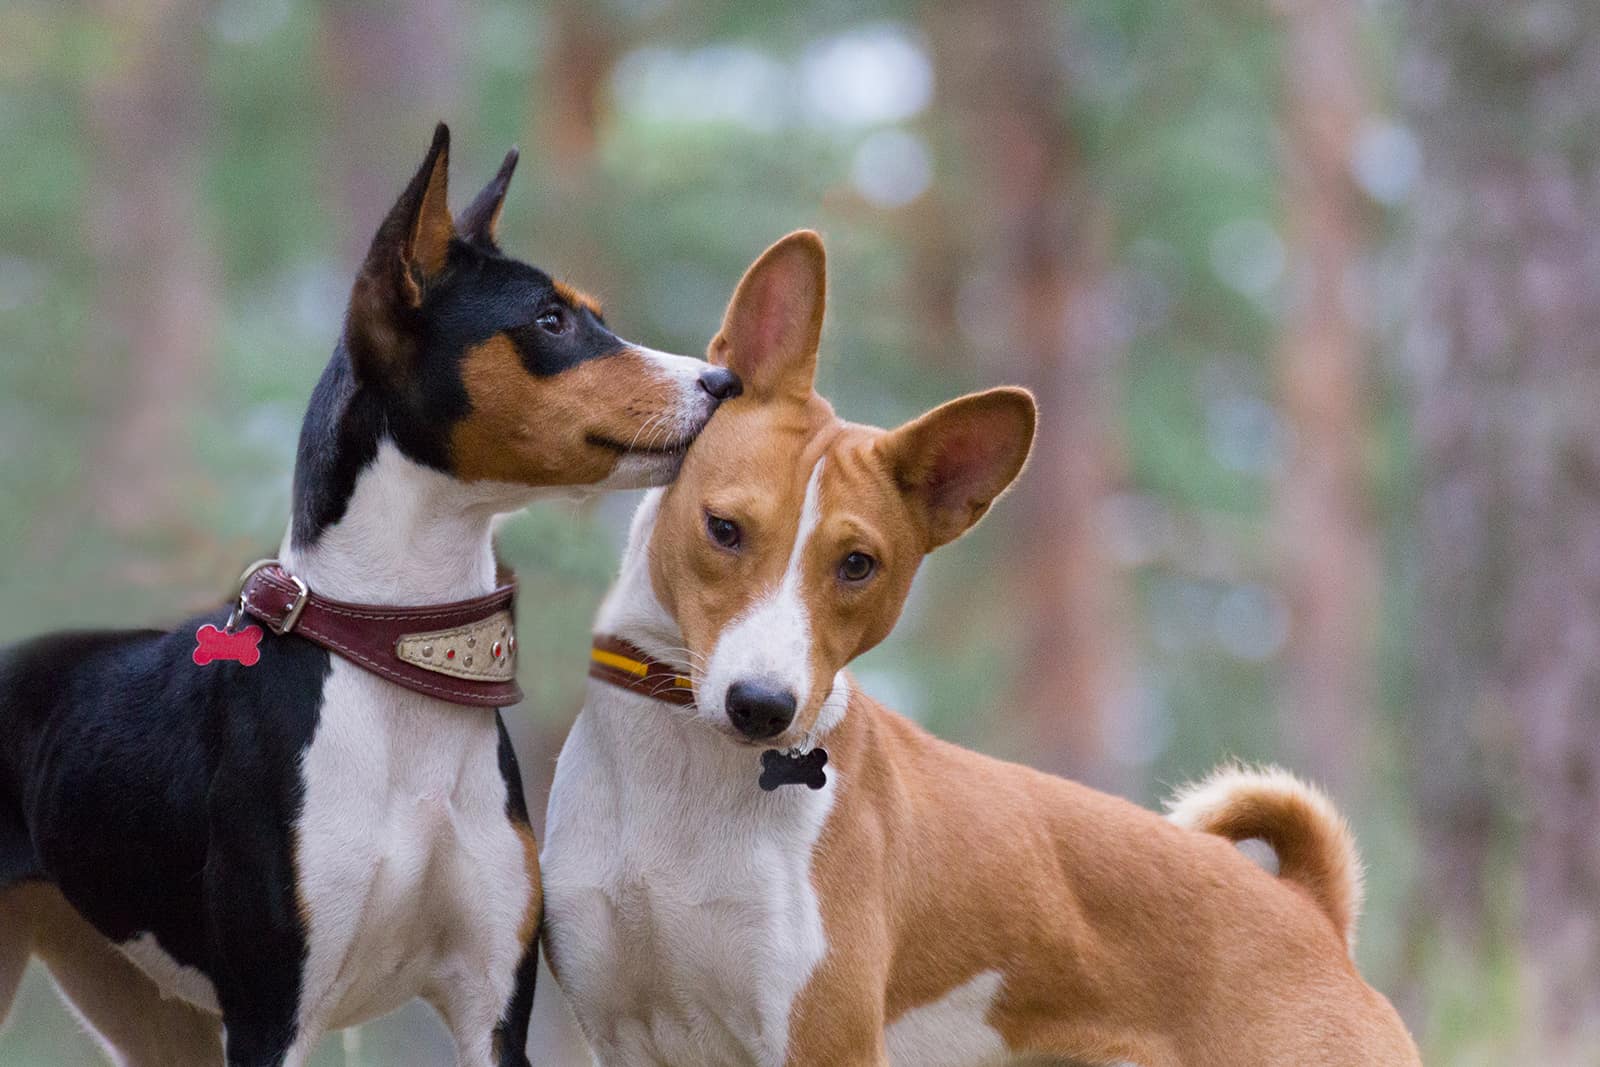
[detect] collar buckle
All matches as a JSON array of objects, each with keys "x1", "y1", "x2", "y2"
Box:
[{"x1": 233, "y1": 558, "x2": 309, "y2": 635}]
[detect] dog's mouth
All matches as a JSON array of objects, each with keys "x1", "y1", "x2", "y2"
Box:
[
  {"x1": 586, "y1": 431, "x2": 698, "y2": 458},
  {"x1": 587, "y1": 410, "x2": 713, "y2": 459}
]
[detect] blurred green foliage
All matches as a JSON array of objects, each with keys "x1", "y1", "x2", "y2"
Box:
[{"x1": 0, "y1": 0, "x2": 1528, "y2": 1062}]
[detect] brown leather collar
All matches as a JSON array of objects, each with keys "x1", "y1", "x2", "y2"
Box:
[
  {"x1": 239, "y1": 561, "x2": 523, "y2": 708},
  {"x1": 588, "y1": 635, "x2": 695, "y2": 707}
]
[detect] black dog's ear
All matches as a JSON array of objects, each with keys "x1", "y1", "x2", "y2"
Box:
[
  {"x1": 458, "y1": 148, "x2": 518, "y2": 248},
  {"x1": 346, "y1": 122, "x2": 454, "y2": 384}
]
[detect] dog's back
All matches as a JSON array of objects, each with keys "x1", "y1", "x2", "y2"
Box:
[
  {"x1": 808, "y1": 693, "x2": 1421, "y2": 1066},
  {"x1": 0, "y1": 630, "x2": 152, "y2": 891},
  {"x1": 0, "y1": 626, "x2": 229, "y2": 1054}
]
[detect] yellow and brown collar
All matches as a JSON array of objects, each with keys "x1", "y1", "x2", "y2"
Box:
[
  {"x1": 588, "y1": 635, "x2": 695, "y2": 707},
  {"x1": 588, "y1": 634, "x2": 830, "y2": 791}
]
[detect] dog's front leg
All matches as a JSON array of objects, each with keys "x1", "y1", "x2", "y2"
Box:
[
  {"x1": 204, "y1": 790, "x2": 315, "y2": 1066},
  {"x1": 786, "y1": 1031, "x2": 891, "y2": 1067},
  {"x1": 491, "y1": 937, "x2": 540, "y2": 1067},
  {"x1": 426, "y1": 936, "x2": 537, "y2": 1067},
  {"x1": 785, "y1": 969, "x2": 890, "y2": 1067}
]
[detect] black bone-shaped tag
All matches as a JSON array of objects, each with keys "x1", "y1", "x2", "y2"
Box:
[{"x1": 759, "y1": 747, "x2": 829, "y2": 791}]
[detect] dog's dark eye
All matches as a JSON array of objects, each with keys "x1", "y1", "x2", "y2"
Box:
[
  {"x1": 839, "y1": 552, "x2": 876, "y2": 583},
  {"x1": 535, "y1": 308, "x2": 569, "y2": 335},
  {"x1": 706, "y1": 513, "x2": 741, "y2": 550}
]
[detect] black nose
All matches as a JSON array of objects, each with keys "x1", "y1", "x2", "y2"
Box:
[
  {"x1": 698, "y1": 367, "x2": 743, "y2": 402},
  {"x1": 725, "y1": 680, "x2": 796, "y2": 740}
]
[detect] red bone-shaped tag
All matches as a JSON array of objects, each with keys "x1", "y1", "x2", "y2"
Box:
[{"x1": 193, "y1": 624, "x2": 263, "y2": 667}]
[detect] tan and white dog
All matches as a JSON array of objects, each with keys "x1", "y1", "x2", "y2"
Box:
[{"x1": 539, "y1": 232, "x2": 1422, "y2": 1066}]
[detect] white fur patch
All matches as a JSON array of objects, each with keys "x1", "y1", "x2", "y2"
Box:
[
  {"x1": 595, "y1": 346, "x2": 720, "y2": 492},
  {"x1": 117, "y1": 934, "x2": 221, "y2": 1014},
  {"x1": 885, "y1": 970, "x2": 1008, "y2": 1067},
  {"x1": 285, "y1": 441, "x2": 508, "y2": 604},
  {"x1": 699, "y1": 458, "x2": 826, "y2": 727},
  {"x1": 541, "y1": 674, "x2": 846, "y2": 1067},
  {"x1": 286, "y1": 641, "x2": 532, "y2": 1059}
]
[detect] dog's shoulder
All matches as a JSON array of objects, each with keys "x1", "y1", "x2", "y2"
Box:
[
  {"x1": 3, "y1": 614, "x2": 331, "y2": 762},
  {"x1": 4, "y1": 614, "x2": 334, "y2": 958}
]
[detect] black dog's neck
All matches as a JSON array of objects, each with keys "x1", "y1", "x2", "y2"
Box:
[
  {"x1": 290, "y1": 347, "x2": 379, "y2": 552},
  {"x1": 282, "y1": 347, "x2": 505, "y2": 606}
]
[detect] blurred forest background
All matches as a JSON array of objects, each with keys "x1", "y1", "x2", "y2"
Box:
[{"x1": 0, "y1": 0, "x2": 1595, "y2": 1063}]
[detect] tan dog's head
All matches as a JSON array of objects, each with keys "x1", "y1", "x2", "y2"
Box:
[{"x1": 640, "y1": 231, "x2": 1036, "y2": 746}]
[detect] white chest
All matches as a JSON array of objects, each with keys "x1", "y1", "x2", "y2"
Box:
[
  {"x1": 291, "y1": 659, "x2": 531, "y2": 1031},
  {"x1": 541, "y1": 698, "x2": 835, "y2": 1067}
]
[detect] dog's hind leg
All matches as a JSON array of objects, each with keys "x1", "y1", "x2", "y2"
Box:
[
  {"x1": 0, "y1": 885, "x2": 31, "y2": 1031},
  {"x1": 20, "y1": 883, "x2": 223, "y2": 1066}
]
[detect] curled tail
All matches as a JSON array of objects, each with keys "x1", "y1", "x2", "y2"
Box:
[{"x1": 1166, "y1": 765, "x2": 1364, "y2": 954}]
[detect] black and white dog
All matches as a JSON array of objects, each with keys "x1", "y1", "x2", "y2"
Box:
[{"x1": 0, "y1": 124, "x2": 738, "y2": 1066}]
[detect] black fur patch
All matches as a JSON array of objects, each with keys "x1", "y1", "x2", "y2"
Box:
[
  {"x1": 492, "y1": 712, "x2": 537, "y2": 1067},
  {"x1": 0, "y1": 650, "x2": 41, "y2": 888},
  {"x1": 291, "y1": 347, "x2": 379, "y2": 547},
  {"x1": 0, "y1": 797, "x2": 39, "y2": 889},
  {"x1": 0, "y1": 613, "x2": 329, "y2": 1059}
]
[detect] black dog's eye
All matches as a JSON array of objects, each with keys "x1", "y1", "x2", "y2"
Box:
[
  {"x1": 535, "y1": 307, "x2": 569, "y2": 335},
  {"x1": 839, "y1": 552, "x2": 876, "y2": 583},
  {"x1": 706, "y1": 513, "x2": 741, "y2": 550}
]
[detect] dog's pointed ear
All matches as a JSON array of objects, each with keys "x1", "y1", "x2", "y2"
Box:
[
  {"x1": 459, "y1": 147, "x2": 518, "y2": 248},
  {"x1": 879, "y1": 387, "x2": 1037, "y2": 551},
  {"x1": 708, "y1": 230, "x2": 826, "y2": 401},
  {"x1": 345, "y1": 123, "x2": 455, "y2": 384}
]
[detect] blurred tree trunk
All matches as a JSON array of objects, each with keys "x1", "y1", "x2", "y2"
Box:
[
  {"x1": 534, "y1": 1, "x2": 626, "y2": 289},
  {"x1": 1270, "y1": 0, "x2": 1376, "y2": 801},
  {"x1": 544, "y1": 1, "x2": 619, "y2": 183},
  {"x1": 929, "y1": 0, "x2": 1132, "y2": 792},
  {"x1": 1405, "y1": 0, "x2": 1600, "y2": 1049},
  {"x1": 83, "y1": 0, "x2": 217, "y2": 535},
  {"x1": 319, "y1": 0, "x2": 460, "y2": 269}
]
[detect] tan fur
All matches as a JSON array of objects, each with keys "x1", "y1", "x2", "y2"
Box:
[
  {"x1": 0, "y1": 889, "x2": 26, "y2": 1030},
  {"x1": 783, "y1": 697, "x2": 1420, "y2": 1066},
  {"x1": 451, "y1": 338, "x2": 684, "y2": 486},
  {"x1": 1166, "y1": 764, "x2": 1365, "y2": 954},
  {"x1": 553, "y1": 281, "x2": 602, "y2": 317},
  {"x1": 407, "y1": 144, "x2": 453, "y2": 283},
  {"x1": 0, "y1": 884, "x2": 222, "y2": 1066},
  {"x1": 640, "y1": 231, "x2": 1420, "y2": 1065},
  {"x1": 514, "y1": 821, "x2": 543, "y2": 951},
  {"x1": 707, "y1": 231, "x2": 826, "y2": 402},
  {"x1": 649, "y1": 232, "x2": 1036, "y2": 741}
]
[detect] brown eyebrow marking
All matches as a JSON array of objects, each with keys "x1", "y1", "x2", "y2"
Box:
[{"x1": 554, "y1": 281, "x2": 603, "y2": 317}]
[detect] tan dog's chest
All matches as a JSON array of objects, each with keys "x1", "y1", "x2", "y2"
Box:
[{"x1": 542, "y1": 701, "x2": 835, "y2": 1067}]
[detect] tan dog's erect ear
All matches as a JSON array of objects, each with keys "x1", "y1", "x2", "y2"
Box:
[
  {"x1": 346, "y1": 122, "x2": 456, "y2": 384},
  {"x1": 458, "y1": 147, "x2": 518, "y2": 248},
  {"x1": 880, "y1": 387, "x2": 1038, "y2": 550},
  {"x1": 709, "y1": 230, "x2": 826, "y2": 400}
]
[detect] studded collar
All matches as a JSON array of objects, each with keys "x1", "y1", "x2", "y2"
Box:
[{"x1": 237, "y1": 561, "x2": 522, "y2": 708}]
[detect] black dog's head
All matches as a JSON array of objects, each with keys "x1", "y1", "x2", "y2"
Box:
[{"x1": 323, "y1": 124, "x2": 738, "y2": 512}]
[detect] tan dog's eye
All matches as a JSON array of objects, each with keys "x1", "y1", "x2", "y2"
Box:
[
  {"x1": 839, "y1": 552, "x2": 876, "y2": 583},
  {"x1": 706, "y1": 513, "x2": 741, "y2": 550}
]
